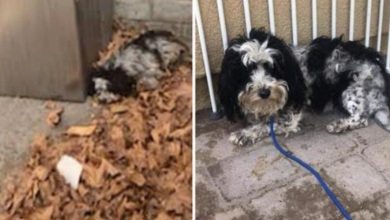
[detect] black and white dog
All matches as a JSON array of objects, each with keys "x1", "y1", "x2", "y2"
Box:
[
  {"x1": 88, "y1": 30, "x2": 189, "y2": 103},
  {"x1": 219, "y1": 28, "x2": 390, "y2": 147}
]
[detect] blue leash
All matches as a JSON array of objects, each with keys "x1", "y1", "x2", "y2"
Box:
[{"x1": 269, "y1": 116, "x2": 353, "y2": 220}]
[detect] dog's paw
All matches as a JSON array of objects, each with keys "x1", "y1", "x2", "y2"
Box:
[
  {"x1": 326, "y1": 120, "x2": 347, "y2": 134},
  {"x1": 290, "y1": 126, "x2": 301, "y2": 133},
  {"x1": 96, "y1": 91, "x2": 120, "y2": 104},
  {"x1": 229, "y1": 131, "x2": 259, "y2": 147}
]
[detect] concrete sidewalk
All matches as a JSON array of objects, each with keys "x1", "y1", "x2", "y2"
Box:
[
  {"x1": 0, "y1": 96, "x2": 96, "y2": 186},
  {"x1": 196, "y1": 109, "x2": 390, "y2": 220}
]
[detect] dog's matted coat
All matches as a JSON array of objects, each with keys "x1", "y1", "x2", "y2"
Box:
[
  {"x1": 218, "y1": 28, "x2": 390, "y2": 147},
  {"x1": 88, "y1": 30, "x2": 188, "y2": 103}
]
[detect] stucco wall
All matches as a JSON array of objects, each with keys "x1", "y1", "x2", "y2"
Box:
[{"x1": 196, "y1": 0, "x2": 390, "y2": 78}]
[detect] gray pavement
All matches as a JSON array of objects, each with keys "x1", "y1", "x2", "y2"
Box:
[
  {"x1": 0, "y1": 96, "x2": 96, "y2": 187},
  {"x1": 196, "y1": 109, "x2": 390, "y2": 220}
]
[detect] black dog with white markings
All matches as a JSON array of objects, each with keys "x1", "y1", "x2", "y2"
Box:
[
  {"x1": 88, "y1": 30, "x2": 189, "y2": 103},
  {"x1": 219, "y1": 28, "x2": 390, "y2": 147}
]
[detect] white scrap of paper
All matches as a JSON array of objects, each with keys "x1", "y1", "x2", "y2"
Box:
[{"x1": 56, "y1": 155, "x2": 83, "y2": 189}]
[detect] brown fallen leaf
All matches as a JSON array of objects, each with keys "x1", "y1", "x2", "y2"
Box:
[
  {"x1": 32, "y1": 166, "x2": 50, "y2": 181},
  {"x1": 44, "y1": 101, "x2": 57, "y2": 110},
  {"x1": 46, "y1": 107, "x2": 63, "y2": 127},
  {"x1": 29, "y1": 205, "x2": 54, "y2": 220},
  {"x1": 169, "y1": 123, "x2": 191, "y2": 138},
  {"x1": 110, "y1": 104, "x2": 128, "y2": 114},
  {"x1": 129, "y1": 172, "x2": 146, "y2": 187},
  {"x1": 9, "y1": 190, "x2": 26, "y2": 215},
  {"x1": 155, "y1": 212, "x2": 173, "y2": 220},
  {"x1": 0, "y1": 213, "x2": 12, "y2": 220},
  {"x1": 66, "y1": 125, "x2": 96, "y2": 136},
  {"x1": 82, "y1": 164, "x2": 103, "y2": 188},
  {"x1": 101, "y1": 159, "x2": 120, "y2": 177}
]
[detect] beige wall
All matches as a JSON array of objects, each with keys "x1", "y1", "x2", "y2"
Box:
[{"x1": 196, "y1": 0, "x2": 390, "y2": 78}]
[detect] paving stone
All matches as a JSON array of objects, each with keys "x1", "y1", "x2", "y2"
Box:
[
  {"x1": 196, "y1": 109, "x2": 249, "y2": 136},
  {"x1": 247, "y1": 175, "x2": 341, "y2": 220},
  {"x1": 196, "y1": 127, "x2": 282, "y2": 168},
  {"x1": 197, "y1": 110, "x2": 390, "y2": 219},
  {"x1": 208, "y1": 145, "x2": 302, "y2": 200},
  {"x1": 349, "y1": 193, "x2": 390, "y2": 220},
  {"x1": 350, "y1": 210, "x2": 379, "y2": 220},
  {"x1": 298, "y1": 111, "x2": 390, "y2": 147},
  {"x1": 284, "y1": 128, "x2": 358, "y2": 167},
  {"x1": 363, "y1": 139, "x2": 390, "y2": 178},
  {"x1": 197, "y1": 128, "x2": 255, "y2": 167},
  {"x1": 345, "y1": 123, "x2": 390, "y2": 147},
  {"x1": 196, "y1": 168, "x2": 225, "y2": 219},
  {"x1": 214, "y1": 207, "x2": 250, "y2": 220},
  {"x1": 323, "y1": 156, "x2": 388, "y2": 203}
]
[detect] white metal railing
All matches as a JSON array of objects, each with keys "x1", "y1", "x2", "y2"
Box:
[
  {"x1": 268, "y1": 0, "x2": 275, "y2": 34},
  {"x1": 377, "y1": 0, "x2": 384, "y2": 51},
  {"x1": 291, "y1": 0, "x2": 298, "y2": 46},
  {"x1": 216, "y1": 0, "x2": 228, "y2": 50},
  {"x1": 243, "y1": 0, "x2": 251, "y2": 37},
  {"x1": 196, "y1": 0, "x2": 390, "y2": 114},
  {"x1": 312, "y1": 0, "x2": 317, "y2": 39},
  {"x1": 349, "y1": 0, "x2": 355, "y2": 41},
  {"x1": 195, "y1": 0, "x2": 217, "y2": 113},
  {"x1": 332, "y1": 0, "x2": 337, "y2": 38},
  {"x1": 365, "y1": 0, "x2": 372, "y2": 47}
]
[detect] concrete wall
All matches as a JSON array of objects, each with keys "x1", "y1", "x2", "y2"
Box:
[
  {"x1": 196, "y1": 0, "x2": 390, "y2": 110},
  {"x1": 114, "y1": 0, "x2": 192, "y2": 41}
]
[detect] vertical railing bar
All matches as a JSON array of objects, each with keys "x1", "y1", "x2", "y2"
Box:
[
  {"x1": 365, "y1": 0, "x2": 372, "y2": 47},
  {"x1": 291, "y1": 0, "x2": 298, "y2": 46},
  {"x1": 195, "y1": 0, "x2": 218, "y2": 113},
  {"x1": 332, "y1": 0, "x2": 337, "y2": 38},
  {"x1": 243, "y1": 0, "x2": 252, "y2": 37},
  {"x1": 349, "y1": 0, "x2": 355, "y2": 41},
  {"x1": 387, "y1": 2, "x2": 390, "y2": 72},
  {"x1": 312, "y1": 0, "x2": 317, "y2": 39},
  {"x1": 377, "y1": 0, "x2": 384, "y2": 51},
  {"x1": 216, "y1": 0, "x2": 228, "y2": 50},
  {"x1": 268, "y1": 0, "x2": 276, "y2": 34}
]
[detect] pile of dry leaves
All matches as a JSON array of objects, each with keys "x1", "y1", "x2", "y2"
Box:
[{"x1": 0, "y1": 19, "x2": 192, "y2": 220}]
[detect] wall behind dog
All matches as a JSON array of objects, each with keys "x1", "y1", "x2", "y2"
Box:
[
  {"x1": 114, "y1": 0, "x2": 192, "y2": 42},
  {"x1": 196, "y1": 0, "x2": 390, "y2": 78}
]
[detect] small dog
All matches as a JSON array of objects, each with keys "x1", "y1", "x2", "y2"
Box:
[
  {"x1": 88, "y1": 30, "x2": 189, "y2": 103},
  {"x1": 218, "y1": 28, "x2": 390, "y2": 147}
]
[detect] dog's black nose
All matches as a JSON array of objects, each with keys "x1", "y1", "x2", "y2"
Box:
[{"x1": 259, "y1": 88, "x2": 270, "y2": 99}]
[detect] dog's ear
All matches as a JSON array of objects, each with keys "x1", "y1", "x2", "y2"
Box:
[
  {"x1": 277, "y1": 51, "x2": 306, "y2": 110},
  {"x1": 218, "y1": 47, "x2": 250, "y2": 122},
  {"x1": 269, "y1": 40, "x2": 306, "y2": 110},
  {"x1": 218, "y1": 71, "x2": 237, "y2": 122}
]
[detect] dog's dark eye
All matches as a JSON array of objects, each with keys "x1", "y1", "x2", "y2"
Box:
[
  {"x1": 263, "y1": 62, "x2": 273, "y2": 71},
  {"x1": 247, "y1": 63, "x2": 257, "y2": 70}
]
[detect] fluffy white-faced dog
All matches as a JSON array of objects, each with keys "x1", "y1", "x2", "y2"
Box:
[
  {"x1": 219, "y1": 28, "x2": 390, "y2": 147},
  {"x1": 88, "y1": 30, "x2": 188, "y2": 103}
]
